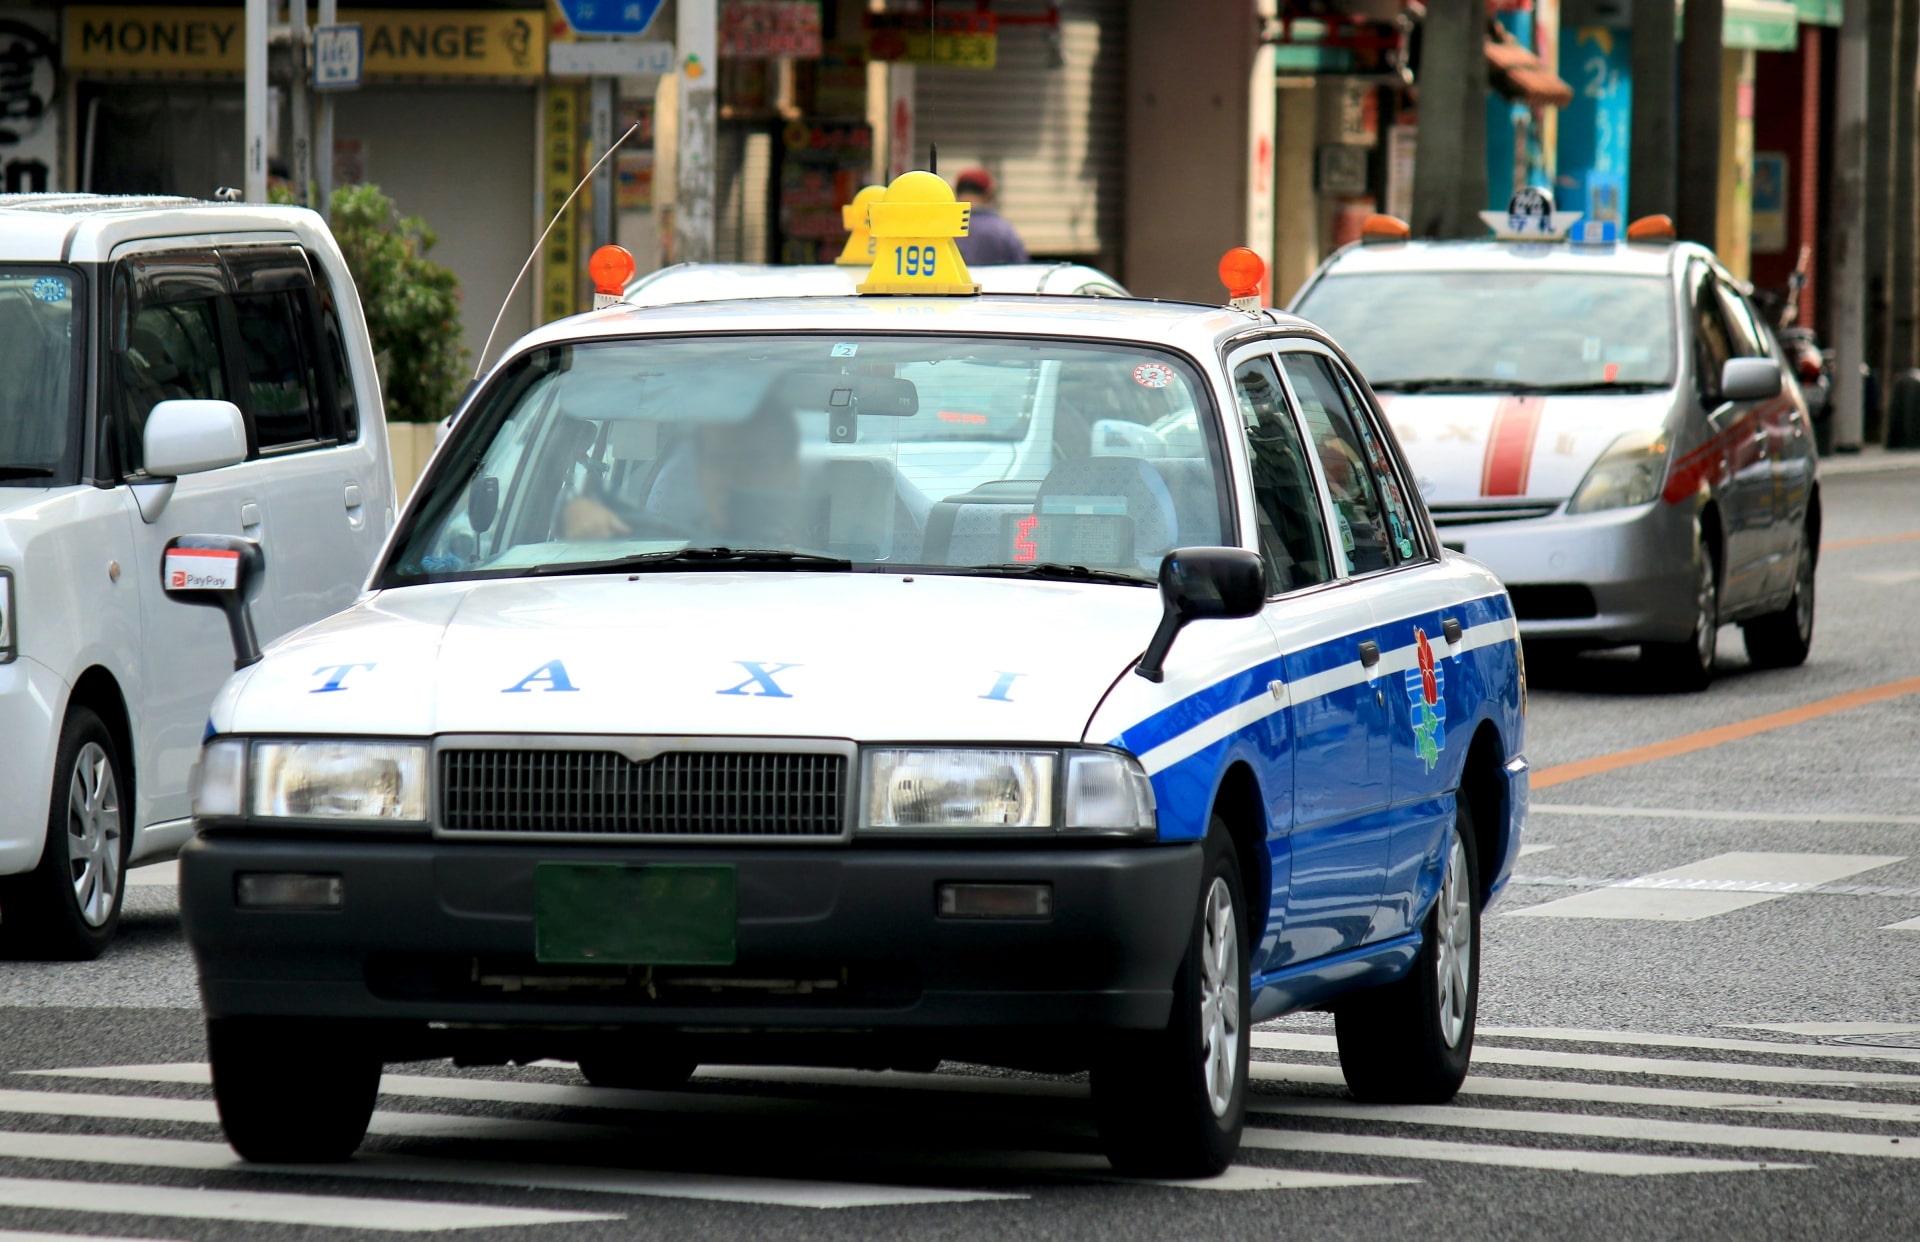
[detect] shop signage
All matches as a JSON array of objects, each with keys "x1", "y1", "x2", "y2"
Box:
[
  {"x1": 865, "y1": 12, "x2": 994, "y2": 69},
  {"x1": 65, "y1": 8, "x2": 545, "y2": 80},
  {"x1": 313, "y1": 23, "x2": 363, "y2": 90},
  {"x1": 547, "y1": 39, "x2": 674, "y2": 76},
  {"x1": 541, "y1": 85, "x2": 580, "y2": 323},
  {"x1": 0, "y1": 11, "x2": 58, "y2": 192},
  {"x1": 719, "y1": 1, "x2": 821, "y2": 60}
]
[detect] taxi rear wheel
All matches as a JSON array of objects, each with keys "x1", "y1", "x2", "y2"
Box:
[
  {"x1": 1333, "y1": 807, "x2": 1480, "y2": 1103},
  {"x1": 210, "y1": 1018, "x2": 380, "y2": 1163},
  {"x1": 1091, "y1": 818, "x2": 1248, "y2": 1178},
  {"x1": 1741, "y1": 529, "x2": 1816, "y2": 669},
  {"x1": 1640, "y1": 532, "x2": 1719, "y2": 692}
]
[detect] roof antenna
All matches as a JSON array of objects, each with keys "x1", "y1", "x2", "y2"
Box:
[
  {"x1": 929, "y1": 143, "x2": 937, "y2": 176},
  {"x1": 472, "y1": 120, "x2": 643, "y2": 383}
]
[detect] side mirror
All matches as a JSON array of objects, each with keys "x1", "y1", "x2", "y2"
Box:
[
  {"x1": 1719, "y1": 357, "x2": 1783, "y2": 404},
  {"x1": 161, "y1": 535, "x2": 267, "y2": 669},
  {"x1": 1134, "y1": 547, "x2": 1266, "y2": 683},
  {"x1": 144, "y1": 400, "x2": 247, "y2": 478}
]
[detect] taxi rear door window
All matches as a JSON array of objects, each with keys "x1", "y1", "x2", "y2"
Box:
[
  {"x1": 1234, "y1": 356, "x2": 1332, "y2": 594},
  {"x1": 1281, "y1": 353, "x2": 1418, "y2": 576}
]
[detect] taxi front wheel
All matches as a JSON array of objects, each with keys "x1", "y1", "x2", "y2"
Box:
[
  {"x1": 1334, "y1": 808, "x2": 1480, "y2": 1103},
  {"x1": 1091, "y1": 817, "x2": 1249, "y2": 1178},
  {"x1": 209, "y1": 1018, "x2": 380, "y2": 1163}
]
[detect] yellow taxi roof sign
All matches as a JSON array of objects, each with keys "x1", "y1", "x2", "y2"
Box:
[
  {"x1": 857, "y1": 171, "x2": 982, "y2": 296},
  {"x1": 833, "y1": 185, "x2": 886, "y2": 266}
]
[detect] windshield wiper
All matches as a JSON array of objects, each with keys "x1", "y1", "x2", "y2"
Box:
[
  {"x1": 1371, "y1": 377, "x2": 1666, "y2": 395},
  {"x1": 941, "y1": 562, "x2": 1151, "y2": 586},
  {"x1": 0, "y1": 467, "x2": 55, "y2": 481},
  {"x1": 527, "y1": 546, "x2": 852, "y2": 577}
]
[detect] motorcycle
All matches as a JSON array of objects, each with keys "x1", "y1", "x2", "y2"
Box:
[{"x1": 1755, "y1": 246, "x2": 1833, "y2": 454}]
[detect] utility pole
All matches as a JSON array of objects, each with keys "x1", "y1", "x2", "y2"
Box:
[
  {"x1": 1411, "y1": 0, "x2": 1488, "y2": 239},
  {"x1": 674, "y1": 0, "x2": 717, "y2": 263},
  {"x1": 590, "y1": 77, "x2": 615, "y2": 253},
  {"x1": 288, "y1": 0, "x2": 310, "y2": 207},
  {"x1": 1865, "y1": 0, "x2": 1895, "y2": 435},
  {"x1": 244, "y1": 0, "x2": 268, "y2": 202},
  {"x1": 1832, "y1": 0, "x2": 1869, "y2": 452},
  {"x1": 1674, "y1": 0, "x2": 1721, "y2": 245},
  {"x1": 1628, "y1": 0, "x2": 1675, "y2": 219},
  {"x1": 1893, "y1": 1, "x2": 1919, "y2": 377},
  {"x1": 316, "y1": 0, "x2": 337, "y2": 212}
]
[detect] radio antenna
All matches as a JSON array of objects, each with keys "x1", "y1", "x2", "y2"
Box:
[
  {"x1": 929, "y1": 143, "x2": 937, "y2": 176},
  {"x1": 472, "y1": 120, "x2": 643, "y2": 382}
]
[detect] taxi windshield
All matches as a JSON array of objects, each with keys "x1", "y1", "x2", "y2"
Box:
[
  {"x1": 1293, "y1": 270, "x2": 1676, "y2": 391},
  {"x1": 0, "y1": 267, "x2": 82, "y2": 485},
  {"x1": 383, "y1": 334, "x2": 1229, "y2": 587}
]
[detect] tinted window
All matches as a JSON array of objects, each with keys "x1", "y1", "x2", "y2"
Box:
[
  {"x1": 117, "y1": 298, "x2": 227, "y2": 475},
  {"x1": 1691, "y1": 267, "x2": 1735, "y2": 400},
  {"x1": 1294, "y1": 271, "x2": 1677, "y2": 389},
  {"x1": 310, "y1": 260, "x2": 360, "y2": 441},
  {"x1": 1233, "y1": 356, "x2": 1331, "y2": 594},
  {"x1": 1715, "y1": 283, "x2": 1771, "y2": 359},
  {"x1": 233, "y1": 290, "x2": 322, "y2": 448},
  {"x1": 0, "y1": 267, "x2": 82, "y2": 485},
  {"x1": 1283, "y1": 353, "x2": 1419, "y2": 575}
]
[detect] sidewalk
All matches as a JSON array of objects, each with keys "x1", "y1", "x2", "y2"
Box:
[{"x1": 1817, "y1": 444, "x2": 1920, "y2": 476}]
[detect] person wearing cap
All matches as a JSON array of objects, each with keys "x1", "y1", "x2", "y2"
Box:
[{"x1": 953, "y1": 168, "x2": 1029, "y2": 265}]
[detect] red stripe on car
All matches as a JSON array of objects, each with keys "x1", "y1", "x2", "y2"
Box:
[{"x1": 1480, "y1": 395, "x2": 1543, "y2": 496}]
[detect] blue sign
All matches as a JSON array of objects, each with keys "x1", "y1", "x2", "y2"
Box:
[
  {"x1": 555, "y1": 0, "x2": 664, "y2": 36},
  {"x1": 1556, "y1": 26, "x2": 1632, "y2": 226}
]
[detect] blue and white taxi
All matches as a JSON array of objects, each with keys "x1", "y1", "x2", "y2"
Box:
[
  {"x1": 171, "y1": 174, "x2": 1527, "y2": 1179},
  {"x1": 1290, "y1": 195, "x2": 1819, "y2": 690}
]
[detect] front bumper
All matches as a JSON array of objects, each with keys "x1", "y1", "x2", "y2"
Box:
[
  {"x1": 0, "y1": 656, "x2": 67, "y2": 874},
  {"x1": 179, "y1": 835, "x2": 1202, "y2": 1045},
  {"x1": 1440, "y1": 499, "x2": 1698, "y2": 644}
]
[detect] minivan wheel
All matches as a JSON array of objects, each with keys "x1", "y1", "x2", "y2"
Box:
[{"x1": 0, "y1": 707, "x2": 128, "y2": 960}]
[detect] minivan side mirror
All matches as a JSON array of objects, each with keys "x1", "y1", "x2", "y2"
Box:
[
  {"x1": 144, "y1": 400, "x2": 247, "y2": 478},
  {"x1": 161, "y1": 535, "x2": 267, "y2": 669},
  {"x1": 1134, "y1": 547, "x2": 1266, "y2": 683},
  {"x1": 1719, "y1": 357, "x2": 1783, "y2": 404}
]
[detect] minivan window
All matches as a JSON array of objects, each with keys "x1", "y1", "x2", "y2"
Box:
[
  {"x1": 0, "y1": 267, "x2": 82, "y2": 485},
  {"x1": 234, "y1": 290, "x2": 322, "y2": 449},
  {"x1": 117, "y1": 298, "x2": 228, "y2": 475},
  {"x1": 311, "y1": 260, "x2": 360, "y2": 442}
]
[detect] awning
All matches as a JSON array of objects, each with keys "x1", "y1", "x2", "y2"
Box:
[
  {"x1": 1675, "y1": 0, "x2": 1803, "y2": 51},
  {"x1": 1485, "y1": 37, "x2": 1573, "y2": 109}
]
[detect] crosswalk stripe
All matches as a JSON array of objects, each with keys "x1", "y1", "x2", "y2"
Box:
[
  {"x1": 1476, "y1": 1026, "x2": 1920, "y2": 1064},
  {"x1": 1250, "y1": 1062, "x2": 1920, "y2": 1123},
  {"x1": 0, "y1": 1175, "x2": 615, "y2": 1230},
  {"x1": 1505, "y1": 852, "x2": 1905, "y2": 921},
  {"x1": 0, "y1": 1130, "x2": 1024, "y2": 1209},
  {"x1": 1249, "y1": 1032, "x2": 1920, "y2": 1086},
  {"x1": 1253, "y1": 1101, "x2": 1920, "y2": 1161},
  {"x1": 0, "y1": 1232, "x2": 180, "y2": 1242},
  {"x1": 1238, "y1": 1129, "x2": 1801, "y2": 1175}
]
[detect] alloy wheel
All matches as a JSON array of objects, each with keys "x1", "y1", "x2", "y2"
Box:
[
  {"x1": 1434, "y1": 834, "x2": 1473, "y2": 1049},
  {"x1": 66, "y1": 742, "x2": 123, "y2": 929},
  {"x1": 1198, "y1": 876, "x2": 1241, "y2": 1118}
]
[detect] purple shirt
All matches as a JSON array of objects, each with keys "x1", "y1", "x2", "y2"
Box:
[{"x1": 958, "y1": 206, "x2": 1029, "y2": 264}]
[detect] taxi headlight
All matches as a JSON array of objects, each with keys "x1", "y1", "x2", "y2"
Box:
[
  {"x1": 861, "y1": 748, "x2": 1156, "y2": 835},
  {"x1": 191, "y1": 737, "x2": 248, "y2": 820},
  {"x1": 1566, "y1": 428, "x2": 1672, "y2": 515},
  {"x1": 250, "y1": 741, "x2": 429, "y2": 823}
]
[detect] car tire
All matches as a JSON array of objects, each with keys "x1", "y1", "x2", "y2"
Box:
[
  {"x1": 1091, "y1": 816, "x2": 1249, "y2": 1178},
  {"x1": 1741, "y1": 528, "x2": 1816, "y2": 669},
  {"x1": 210, "y1": 1018, "x2": 381, "y2": 1162},
  {"x1": 1333, "y1": 806, "x2": 1480, "y2": 1103},
  {"x1": 1640, "y1": 530, "x2": 1719, "y2": 692},
  {"x1": 0, "y1": 706, "x2": 129, "y2": 961},
  {"x1": 578, "y1": 1051, "x2": 699, "y2": 1090}
]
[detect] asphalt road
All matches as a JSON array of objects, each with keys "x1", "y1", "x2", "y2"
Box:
[{"x1": 2, "y1": 460, "x2": 1919, "y2": 1241}]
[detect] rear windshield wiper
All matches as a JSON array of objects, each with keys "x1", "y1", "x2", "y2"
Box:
[
  {"x1": 0, "y1": 467, "x2": 55, "y2": 481},
  {"x1": 937, "y1": 562, "x2": 1151, "y2": 586},
  {"x1": 526, "y1": 546, "x2": 852, "y2": 577}
]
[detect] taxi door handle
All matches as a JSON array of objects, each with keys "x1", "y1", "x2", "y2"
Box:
[
  {"x1": 1358, "y1": 640, "x2": 1380, "y2": 669},
  {"x1": 1442, "y1": 617, "x2": 1463, "y2": 645}
]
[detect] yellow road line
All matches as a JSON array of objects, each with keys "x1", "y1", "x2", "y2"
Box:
[
  {"x1": 1822, "y1": 531, "x2": 1920, "y2": 551},
  {"x1": 1532, "y1": 675, "x2": 1920, "y2": 789}
]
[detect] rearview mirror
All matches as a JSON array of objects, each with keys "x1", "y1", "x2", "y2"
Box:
[
  {"x1": 144, "y1": 400, "x2": 247, "y2": 478},
  {"x1": 1719, "y1": 357, "x2": 1782, "y2": 404},
  {"x1": 161, "y1": 535, "x2": 267, "y2": 669},
  {"x1": 1134, "y1": 547, "x2": 1266, "y2": 683},
  {"x1": 792, "y1": 374, "x2": 920, "y2": 417}
]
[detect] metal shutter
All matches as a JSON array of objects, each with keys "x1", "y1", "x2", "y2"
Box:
[{"x1": 914, "y1": 0, "x2": 1125, "y2": 262}]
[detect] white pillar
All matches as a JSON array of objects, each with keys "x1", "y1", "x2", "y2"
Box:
[
  {"x1": 289, "y1": 0, "x2": 311, "y2": 206},
  {"x1": 1245, "y1": 0, "x2": 1277, "y2": 305},
  {"x1": 1832, "y1": 0, "x2": 1869, "y2": 450},
  {"x1": 316, "y1": 0, "x2": 337, "y2": 212},
  {"x1": 245, "y1": 0, "x2": 270, "y2": 202},
  {"x1": 590, "y1": 76, "x2": 616, "y2": 251},
  {"x1": 674, "y1": 0, "x2": 717, "y2": 264}
]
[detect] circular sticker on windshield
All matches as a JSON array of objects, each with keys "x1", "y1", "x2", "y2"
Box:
[
  {"x1": 1132, "y1": 362, "x2": 1174, "y2": 389},
  {"x1": 32, "y1": 277, "x2": 68, "y2": 304}
]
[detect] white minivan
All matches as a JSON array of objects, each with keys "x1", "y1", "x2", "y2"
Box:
[{"x1": 0, "y1": 195, "x2": 394, "y2": 958}]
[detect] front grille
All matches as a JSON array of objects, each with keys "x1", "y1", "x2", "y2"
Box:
[
  {"x1": 1428, "y1": 500, "x2": 1563, "y2": 527},
  {"x1": 1507, "y1": 584, "x2": 1600, "y2": 620},
  {"x1": 439, "y1": 749, "x2": 848, "y2": 839}
]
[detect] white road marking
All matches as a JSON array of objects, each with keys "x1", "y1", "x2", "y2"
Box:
[
  {"x1": 1254, "y1": 1100, "x2": 1920, "y2": 1161},
  {"x1": 1530, "y1": 803, "x2": 1920, "y2": 827},
  {"x1": 0, "y1": 1175, "x2": 614, "y2": 1230},
  {"x1": 1854, "y1": 568, "x2": 1920, "y2": 585},
  {"x1": 1239, "y1": 1129, "x2": 1798, "y2": 1175},
  {"x1": 0, "y1": 1233, "x2": 181, "y2": 1242},
  {"x1": 1249, "y1": 1032, "x2": 1920, "y2": 1086},
  {"x1": 1250, "y1": 1062, "x2": 1920, "y2": 1123},
  {"x1": 125, "y1": 862, "x2": 179, "y2": 887},
  {"x1": 1881, "y1": 915, "x2": 1920, "y2": 930},
  {"x1": 1730, "y1": 1023, "x2": 1920, "y2": 1037},
  {"x1": 1476, "y1": 1026, "x2": 1920, "y2": 1064},
  {"x1": 1517, "y1": 843, "x2": 1556, "y2": 857},
  {"x1": 1505, "y1": 852, "x2": 1904, "y2": 921},
  {"x1": 0, "y1": 1130, "x2": 1024, "y2": 1209}
]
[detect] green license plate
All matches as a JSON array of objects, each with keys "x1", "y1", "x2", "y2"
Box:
[{"x1": 534, "y1": 863, "x2": 737, "y2": 966}]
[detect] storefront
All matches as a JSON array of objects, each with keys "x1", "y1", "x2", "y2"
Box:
[{"x1": 59, "y1": 3, "x2": 545, "y2": 354}]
